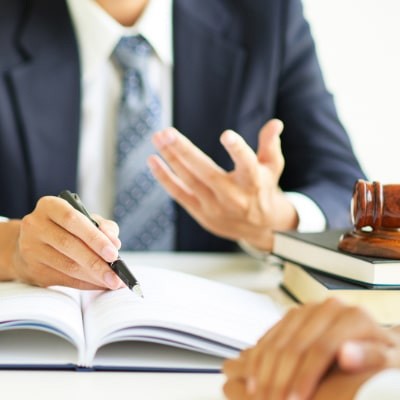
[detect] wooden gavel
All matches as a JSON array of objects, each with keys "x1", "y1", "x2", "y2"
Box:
[
  {"x1": 351, "y1": 179, "x2": 400, "y2": 230},
  {"x1": 339, "y1": 179, "x2": 400, "y2": 258}
]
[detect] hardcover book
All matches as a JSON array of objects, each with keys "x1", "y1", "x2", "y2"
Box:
[
  {"x1": 282, "y1": 261, "x2": 400, "y2": 326},
  {"x1": 273, "y1": 230, "x2": 400, "y2": 287},
  {"x1": 0, "y1": 266, "x2": 282, "y2": 372}
]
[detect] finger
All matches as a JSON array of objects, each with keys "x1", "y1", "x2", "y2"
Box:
[
  {"x1": 219, "y1": 129, "x2": 259, "y2": 187},
  {"x1": 94, "y1": 215, "x2": 121, "y2": 250},
  {"x1": 223, "y1": 378, "x2": 250, "y2": 400},
  {"x1": 247, "y1": 303, "x2": 319, "y2": 377},
  {"x1": 254, "y1": 299, "x2": 344, "y2": 399},
  {"x1": 28, "y1": 216, "x2": 122, "y2": 290},
  {"x1": 16, "y1": 257, "x2": 106, "y2": 290},
  {"x1": 290, "y1": 305, "x2": 394, "y2": 400},
  {"x1": 257, "y1": 119, "x2": 284, "y2": 174},
  {"x1": 223, "y1": 357, "x2": 246, "y2": 379},
  {"x1": 152, "y1": 127, "x2": 226, "y2": 187},
  {"x1": 147, "y1": 155, "x2": 200, "y2": 210},
  {"x1": 338, "y1": 340, "x2": 400, "y2": 371},
  {"x1": 37, "y1": 233, "x2": 122, "y2": 290},
  {"x1": 243, "y1": 306, "x2": 309, "y2": 396},
  {"x1": 47, "y1": 197, "x2": 119, "y2": 263},
  {"x1": 147, "y1": 150, "x2": 215, "y2": 205}
]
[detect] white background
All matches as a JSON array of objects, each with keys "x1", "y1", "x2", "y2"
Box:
[{"x1": 303, "y1": 0, "x2": 400, "y2": 183}]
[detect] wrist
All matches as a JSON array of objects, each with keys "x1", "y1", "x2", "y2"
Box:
[
  {"x1": 0, "y1": 219, "x2": 21, "y2": 281},
  {"x1": 239, "y1": 191, "x2": 299, "y2": 252},
  {"x1": 270, "y1": 190, "x2": 299, "y2": 231}
]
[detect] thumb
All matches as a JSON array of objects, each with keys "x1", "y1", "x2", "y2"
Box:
[
  {"x1": 257, "y1": 119, "x2": 285, "y2": 174},
  {"x1": 338, "y1": 341, "x2": 400, "y2": 372}
]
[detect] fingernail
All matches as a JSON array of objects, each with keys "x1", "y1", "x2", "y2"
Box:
[
  {"x1": 104, "y1": 271, "x2": 120, "y2": 289},
  {"x1": 343, "y1": 342, "x2": 364, "y2": 364},
  {"x1": 102, "y1": 245, "x2": 118, "y2": 262},
  {"x1": 221, "y1": 130, "x2": 237, "y2": 147},
  {"x1": 154, "y1": 128, "x2": 176, "y2": 148}
]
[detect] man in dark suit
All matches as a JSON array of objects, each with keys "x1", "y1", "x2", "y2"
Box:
[{"x1": 0, "y1": 0, "x2": 365, "y2": 289}]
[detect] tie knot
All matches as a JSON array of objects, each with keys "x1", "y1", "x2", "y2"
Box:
[{"x1": 113, "y1": 35, "x2": 152, "y2": 71}]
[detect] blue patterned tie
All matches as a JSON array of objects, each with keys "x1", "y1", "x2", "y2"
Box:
[{"x1": 112, "y1": 35, "x2": 175, "y2": 250}]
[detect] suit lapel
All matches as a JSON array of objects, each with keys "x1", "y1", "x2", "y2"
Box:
[
  {"x1": 172, "y1": 0, "x2": 247, "y2": 250},
  {"x1": 8, "y1": 0, "x2": 80, "y2": 201},
  {"x1": 173, "y1": 0, "x2": 247, "y2": 163}
]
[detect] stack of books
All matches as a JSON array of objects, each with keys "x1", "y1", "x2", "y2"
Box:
[{"x1": 273, "y1": 230, "x2": 400, "y2": 325}]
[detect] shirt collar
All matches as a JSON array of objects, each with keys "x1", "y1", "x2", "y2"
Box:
[{"x1": 66, "y1": 0, "x2": 173, "y2": 80}]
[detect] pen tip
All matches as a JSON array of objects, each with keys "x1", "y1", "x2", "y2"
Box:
[{"x1": 132, "y1": 284, "x2": 144, "y2": 298}]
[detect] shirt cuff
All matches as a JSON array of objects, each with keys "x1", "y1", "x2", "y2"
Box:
[
  {"x1": 355, "y1": 369, "x2": 400, "y2": 400},
  {"x1": 285, "y1": 192, "x2": 326, "y2": 232},
  {"x1": 0, "y1": 217, "x2": 9, "y2": 223}
]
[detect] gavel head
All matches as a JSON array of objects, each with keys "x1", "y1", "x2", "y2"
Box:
[{"x1": 351, "y1": 179, "x2": 400, "y2": 231}]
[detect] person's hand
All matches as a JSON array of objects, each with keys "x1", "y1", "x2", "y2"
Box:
[
  {"x1": 148, "y1": 119, "x2": 298, "y2": 251},
  {"x1": 223, "y1": 352, "x2": 384, "y2": 400},
  {"x1": 1, "y1": 196, "x2": 124, "y2": 290},
  {"x1": 336, "y1": 324, "x2": 400, "y2": 373},
  {"x1": 223, "y1": 299, "x2": 400, "y2": 400}
]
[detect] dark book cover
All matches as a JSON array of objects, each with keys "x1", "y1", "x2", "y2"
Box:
[
  {"x1": 273, "y1": 230, "x2": 400, "y2": 286},
  {"x1": 278, "y1": 230, "x2": 399, "y2": 265}
]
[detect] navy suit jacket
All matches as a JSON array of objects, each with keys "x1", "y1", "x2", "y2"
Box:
[{"x1": 0, "y1": 0, "x2": 365, "y2": 251}]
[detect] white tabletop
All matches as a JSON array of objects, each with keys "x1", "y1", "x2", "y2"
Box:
[{"x1": 0, "y1": 252, "x2": 293, "y2": 400}]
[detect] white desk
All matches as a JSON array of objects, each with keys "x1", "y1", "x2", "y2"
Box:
[{"x1": 0, "y1": 253, "x2": 293, "y2": 400}]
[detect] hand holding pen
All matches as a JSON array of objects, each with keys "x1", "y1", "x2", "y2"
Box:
[
  {"x1": 59, "y1": 191, "x2": 143, "y2": 297},
  {"x1": 7, "y1": 193, "x2": 134, "y2": 292}
]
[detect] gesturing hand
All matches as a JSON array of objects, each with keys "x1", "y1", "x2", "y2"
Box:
[{"x1": 148, "y1": 119, "x2": 298, "y2": 251}]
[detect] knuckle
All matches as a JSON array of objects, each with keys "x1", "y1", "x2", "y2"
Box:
[
  {"x1": 62, "y1": 259, "x2": 81, "y2": 276},
  {"x1": 87, "y1": 255, "x2": 105, "y2": 274},
  {"x1": 85, "y1": 228, "x2": 103, "y2": 246},
  {"x1": 281, "y1": 342, "x2": 304, "y2": 362},
  {"x1": 345, "y1": 305, "x2": 369, "y2": 320},
  {"x1": 343, "y1": 306, "x2": 374, "y2": 329},
  {"x1": 310, "y1": 338, "x2": 334, "y2": 357},
  {"x1": 57, "y1": 231, "x2": 73, "y2": 252},
  {"x1": 204, "y1": 168, "x2": 220, "y2": 183},
  {"x1": 164, "y1": 147, "x2": 180, "y2": 164},
  {"x1": 20, "y1": 213, "x2": 34, "y2": 230},
  {"x1": 35, "y1": 195, "x2": 55, "y2": 210},
  {"x1": 60, "y1": 206, "x2": 80, "y2": 228},
  {"x1": 232, "y1": 195, "x2": 249, "y2": 212}
]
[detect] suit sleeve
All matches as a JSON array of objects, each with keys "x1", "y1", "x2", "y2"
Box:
[{"x1": 276, "y1": 0, "x2": 366, "y2": 229}]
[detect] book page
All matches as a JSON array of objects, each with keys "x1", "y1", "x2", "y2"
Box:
[
  {"x1": 82, "y1": 266, "x2": 282, "y2": 367},
  {"x1": 0, "y1": 282, "x2": 84, "y2": 366}
]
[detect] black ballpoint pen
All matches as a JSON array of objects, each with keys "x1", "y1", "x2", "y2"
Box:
[{"x1": 58, "y1": 190, "x2": 143, "y2": 298}]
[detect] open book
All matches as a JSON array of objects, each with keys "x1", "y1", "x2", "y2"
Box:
[{"x1": 0, "y1": 266, "x2": 282, "y2": 372}]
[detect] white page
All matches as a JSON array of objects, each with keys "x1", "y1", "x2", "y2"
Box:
[
  {"x1": 0, "y1": 282, "x2": 84, "y2": 365},
  {"x1": 82, "y1": 266, "x2": 282, "y2": 365},
  {"x1": 94, "y1": 341, "x2": 225, "y2": 371},
  {"x1": 0, "y1": 329, "x2": 79, "y2": 366}
]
